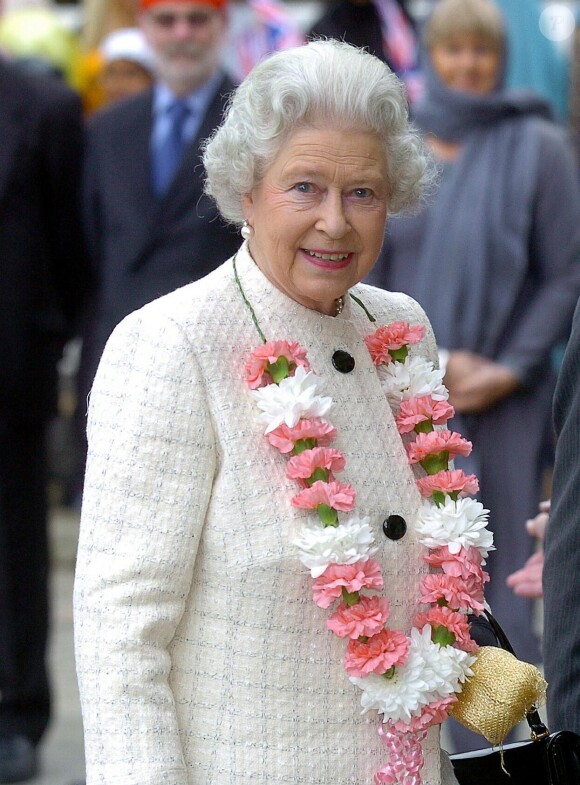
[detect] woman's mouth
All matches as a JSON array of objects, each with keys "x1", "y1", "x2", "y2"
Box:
[{"x1": 301, "y1": 249, "x2": 353, "y2": 269}]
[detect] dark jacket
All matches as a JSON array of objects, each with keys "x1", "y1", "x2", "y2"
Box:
[
  {"x1": 0, "y1": 62, "x2": 90, "y2": 419},
  {"x1": 81, "y1": 74, "x2": 240, "y2": 387},
  {"x1": 308, "y1": 0, "x2": 415, "y2": 68}
]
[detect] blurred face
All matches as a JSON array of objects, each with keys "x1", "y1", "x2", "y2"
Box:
[
  {"x1": 101, "y1": 59, "x2": 154, "y2": 104},
  {"x1": 242, "y1": 127, "x2": 389, "y2": 316},
  {"x1": 139, "y1": 2, "x2": 225, "y2": 95},
  {"x1": 430, "y1": 32, "x2": 501, "y2": 94}
]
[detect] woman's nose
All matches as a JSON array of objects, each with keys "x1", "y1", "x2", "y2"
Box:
[{"x1": 315, "y1": 193, "x2": 350, "y2": 238}]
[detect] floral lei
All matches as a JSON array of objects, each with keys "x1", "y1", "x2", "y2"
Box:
[{"x1": 240, "y1": 277, "x2": 493, "y2": 784}]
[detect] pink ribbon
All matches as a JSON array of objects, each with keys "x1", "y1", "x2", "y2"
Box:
[{"x1": 375, "y1": 726, "x2": 426, "y2": 785}]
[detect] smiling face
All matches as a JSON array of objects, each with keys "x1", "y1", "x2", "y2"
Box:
[
  {"x1": 430, "y1": 32, "x2": 502, "y2": 94},
  {"x1": 242, "y1": 127, "x2": 389, "y2": 316},
  {"x1": 139, "y1": 2, "x2": 225, "y2": 95}
]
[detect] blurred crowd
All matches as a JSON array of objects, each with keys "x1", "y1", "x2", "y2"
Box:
[{"x1": 0, "y1": 0, "x2": 579, "y2": 782}]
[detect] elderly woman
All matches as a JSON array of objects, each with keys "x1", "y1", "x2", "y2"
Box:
[
  {"x1": 368, "y1": 0, "x2": 580, "y2": 673},
  {"x1": 74, "y1": 40, "x2": 493, "y2": 785}
]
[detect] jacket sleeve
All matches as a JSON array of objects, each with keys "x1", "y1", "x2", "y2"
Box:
[
  {"x1": 74, "y1": 306, "x2": 216, "y2": 785},
  {"x1": 543, "y1": 298, "x2": 580, "y2": 733},
  {"x1": 42, "y1": 82, "x2": 93, "y2": 331},
  {"x1": 496, "y1": 125, "x2": 580, "y2": 384}
]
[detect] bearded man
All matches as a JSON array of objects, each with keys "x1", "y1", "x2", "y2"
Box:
[{"x1": 79, "y1": 0, "x2": 239, "y2": 412}]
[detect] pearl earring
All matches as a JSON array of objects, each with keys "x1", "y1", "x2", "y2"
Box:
[{"x1": 241, "y1": 221, "x2": 253, "y2": 241}]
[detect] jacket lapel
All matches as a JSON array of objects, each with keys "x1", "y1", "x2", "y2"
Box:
[
  {"x1": 129, "y1": 75, "x2": 235, "y2": 271},
  {"x1": 157, "y1": 75, "x2": 234, "y2": 212}
]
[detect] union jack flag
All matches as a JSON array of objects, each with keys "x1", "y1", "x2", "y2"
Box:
[
  {"x1": 233, "y1": 0, "x2": 305, "y2": 80},
  {"x1": 373, "y1": 0, "x2": 424, "y2": 103}
]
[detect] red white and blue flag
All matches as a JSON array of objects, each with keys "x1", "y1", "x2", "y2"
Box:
[
  {"x1": 373, "y1": 0, "x2": 424, "y2": 103},
  {"x1": 233, "y1": 0, "x2": 305, "y2": 80}
]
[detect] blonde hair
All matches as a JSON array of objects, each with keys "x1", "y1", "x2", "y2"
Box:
[{"x1": 424, "y1": 0, "x2": 505, "y2": 52}]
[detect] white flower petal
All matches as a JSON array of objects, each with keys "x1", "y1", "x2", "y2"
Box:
[
  {"x1": 415, "y1": 497, "x2": 494, "y2": 560},
  {"x1": 293, "y1": 514, "x2": 377, "y2": 578},
  {"x1": 350, "y1": 626, "x2": 475, "y2": 724},
  {"x1": 251, "y1": 366, "x2": 333, "y2": 433},
  {"x1": 379, "y1": 356, "x2": 448, "y2": 412}
]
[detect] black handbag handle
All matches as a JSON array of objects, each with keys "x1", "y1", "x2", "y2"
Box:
[{"x1": 481, "y1": 611, "x2": 550, "y2": 740}]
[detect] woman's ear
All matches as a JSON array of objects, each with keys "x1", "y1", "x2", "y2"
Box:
[{"x1": 241, "y1": 192, "x2": 254, "y2": 225}]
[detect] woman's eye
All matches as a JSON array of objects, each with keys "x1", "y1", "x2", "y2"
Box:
[
  {"x1": 353, "y1": 188, "x2": 372, "y2": 199},
  {"x1": 295, "y1": 182, "x2": 313, "y2": 193}
]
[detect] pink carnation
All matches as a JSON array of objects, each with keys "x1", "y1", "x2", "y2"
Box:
[
  {"x1": 406, "y1": 431, "x2": 472, "y2": 464},
  {"x1": 344, "y1": 628, "x2": 410, "y2": 677},
  {"x1": 245, "y1": 341, "x2": 310, "y2": 389},
  {"x1": 291, "y1": 480, "x2": 356, "y2": 512},
  {"x1": 327, "y1": 595, "x2": 389, "y2": 639},
  {"x1": 395, "y1": 396, "x2": 455, "y2": 435},
  {"x1": 387, "y1": 696, "x2": 458, "y2": 734},
  {"x1": 266, "y1": 418, "x2": 337, "y2": 454},
  {"x1": 312, "y1": 559, "x2": 384, "y2": 609},
  {"x1": 419, "y1": 573, "x2": 486, "y2": 613},
  {"x1": 424, "y1": 545, "x2": 489, "y2": 583},
  {"x1": 287, "y1": 447, "x2": 346, "y2": 485},
  {"x1": 416, "y1": 469, "x2": 479, "y2": 499},
  {"x1": 364, "y1": 322, "x2": 426, "y2": 366},
  {"x1": 414, "y1": 606, "x2": 477, "y2": 653}
]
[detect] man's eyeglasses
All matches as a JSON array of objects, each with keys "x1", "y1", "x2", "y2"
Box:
[{"x1": 148, "y1": 10, "x2": 215, "y2": 28}]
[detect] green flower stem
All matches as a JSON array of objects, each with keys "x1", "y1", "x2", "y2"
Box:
[
  {"x1": 420, "y1": 451, "x2": 450, "y2": 475},
  {"x1": 292, "y1": 438, "x2": 317, "y2": 455},
  {"x1": 318, "y1": 504, "x2": 338, "y2": 527},
  {"x1": 432, "y1": 491, "x2": 446, "y2": 507},
  {"x1": 307, "y1": 468, "x2": 330, "y2": 486},
  {"x1": 342, "y1": 587, "x2": 360, "y2": 607},
  {"x1": 414, "y1": 419, "x2": 434, "y2": 434},
  {"x1": 432, "y1": 625, "x2": 456, "y2": 647},
  {"x1": 232, "y1": 253, "x2": 267, "y2": 343},
  {"x1": 268, "y1": 356, "x2": 292, "y2": 384},
  {"x1": 349, "y1": 292, "x2": 376, "y2": 322},
  {"x1": 389, "y1": 346, "x2": 408, "y2": 363}
]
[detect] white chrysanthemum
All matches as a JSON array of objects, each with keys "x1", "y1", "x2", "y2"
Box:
[
  {"x1": 350, "y1": 626, "x2": 475, "y2": 725},
  {"x1": 293, "y1": 513, "x2": 377, "y2": 578},
  {"x1": 378, "y1": 356, "x2": 448, "y2": 410},
  {"x1": 416, "y1": 497, "x2": 494, "y2": 560},
  {"x1": 251, "y1": 365, "x2": 333, "y2": 434}
]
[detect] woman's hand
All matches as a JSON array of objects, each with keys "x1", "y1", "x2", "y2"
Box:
[
  {"x1": 506, "y1": 500, "x2": 550, "y2": 599},
  {"x1": 444, "y1": 350, "x2": 520, "y2": 413}
]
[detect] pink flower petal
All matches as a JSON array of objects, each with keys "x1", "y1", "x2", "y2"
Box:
[
  {"x1": 406, "y1": 430, "x2": 472, "y2": 464},
  {"x1": 327, "y1": 595, "x2": 389, "y2": 639},
  {"x1": 291, "y1": 480, "x2": 356, "y2": 512},
  {"x1": 245, "y1": 340, "x2": 310, "y2": 389},
  {"x1": 344, "y1": 628, "x2": 410, "y2": 676},
  {"x1": 364, "y1": 322, "x2": 426, "y2": 366},
  {"x1": 396, "y1": 395, "x2": 455, "y2": 434},
  {"x1": 266, "y1": 418, "x2": 337, "y2": 454},
  {"x1": 312, "y1": 559, "x2": 384, "y2": 608},
  {"x1": 416, "y1": 469, "x2": 479, "y2": 498},
  {"x1": 287, "y1": 447, "x2": 346, "y2": 483}
]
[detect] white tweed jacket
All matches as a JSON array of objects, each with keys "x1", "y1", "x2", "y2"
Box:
[{"x1": 74, "y1": 243, "x2": 453, "y2": 785}]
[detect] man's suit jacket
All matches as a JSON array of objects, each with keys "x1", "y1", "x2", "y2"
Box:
[
  {"x1": 0, "y1": 61, "x2": 89, "y2": 420},
  {"x1": 82, "y1": 74, "x2": 240, "y2": 387},
  {"x1": 543, "y1": 298, "x2": 580, "y2": 733}
]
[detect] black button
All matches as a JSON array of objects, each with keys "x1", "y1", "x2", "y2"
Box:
[
  {"x1": 383, "y1": 515, "x2": 407, "y2": 540},
  {"x1": 332, "y1": 350, "x2": 355, "y2": 373}
]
